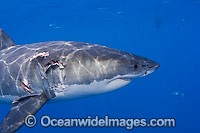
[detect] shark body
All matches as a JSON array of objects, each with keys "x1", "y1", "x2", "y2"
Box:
[{"x1": 0, "y1": 28, "x2": 159, "y2": 132}]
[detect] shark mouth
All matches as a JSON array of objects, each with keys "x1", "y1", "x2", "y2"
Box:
[
  {"x1": 106, "y1": 74, "x2": 137, "y2": 84},
  {"x1": 108, "y1": 76, "x2": 133, "y2": 83},
  {"x1": 108, "y1": 67, "x2": 158, "y2": 83}
]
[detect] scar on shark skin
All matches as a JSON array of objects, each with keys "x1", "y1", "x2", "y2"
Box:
[
  {"x1": 30, "y1": 52, "x2": 49, "y2": 61},
  {"x1": 45, "y1": 60, "x2": 65, "y2": 74},
  {"x1": 19, "y1": 80, "x2": 33, "y2": 94},
  {"x1": 0, "y1": 28, "x2": 160, "y2": 132}
]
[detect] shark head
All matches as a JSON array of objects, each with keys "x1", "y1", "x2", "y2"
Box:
[
  {"x1": 102, "y1": 53, "x2": 160, "y2": 91},
  {"x1": 29, "y1": 42, "x2": 159, "y2": 100},
  {"x1": 86, "y1": 46, "x2": 160, "y2": 91}
]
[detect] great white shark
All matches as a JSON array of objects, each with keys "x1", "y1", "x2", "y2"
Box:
[{"x1": 0, "y1": 28, "x2": 159, "y2": 132}]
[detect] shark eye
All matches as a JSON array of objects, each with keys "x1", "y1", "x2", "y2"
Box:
[{"x1": 133, "y1": 64, "x2": 138, "y2": 69}]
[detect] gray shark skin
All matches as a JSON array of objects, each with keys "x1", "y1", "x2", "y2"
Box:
[{"x1": 0, "y1": 28, "x2": 159, "y2": 132}]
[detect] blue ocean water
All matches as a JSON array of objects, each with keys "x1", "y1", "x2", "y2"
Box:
[{"x1": 0, "y1": 0, "x2": 200, "y2": 133}]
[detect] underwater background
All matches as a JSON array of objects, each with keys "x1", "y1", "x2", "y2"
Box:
[{"x1": 0, "y1": 0, "x2": 200, "y2": 132}]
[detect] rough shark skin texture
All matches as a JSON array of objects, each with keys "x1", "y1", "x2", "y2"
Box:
[
  {"x1": 0, "y1": 28, "x2": 159, "y2": 132},
  {"x1": 0, "y1": 41, "x2": 159, "y2": 103}
]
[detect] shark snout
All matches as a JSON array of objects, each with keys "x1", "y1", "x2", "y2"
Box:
[
  {"x1": 142, "y1": 60, "x2": 160, "y2": 76},
  {"x1": 155, "y1": 63, "x2": 160, "y2": 69},
  {"x1": 126, "y1": 55, "x2": 160, "y2": 77},
  {"x1": 143, "y1": 60, "x2": 160, "y2": 69}
]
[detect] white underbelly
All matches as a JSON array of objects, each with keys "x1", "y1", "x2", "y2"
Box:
[
  {"x1": 0, "y1": 75, "x2": 133, "y2": 104},
  {"x1": 50, "y1": 78, "x2": 132, "y2": 102}
]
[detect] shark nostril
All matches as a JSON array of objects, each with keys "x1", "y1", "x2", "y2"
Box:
[
  {"x1": 142, "y1": 64, "x2": 148, "y2": 67},
  {"x1": 142, "y1": 64, "x2": 153, "y2": 68}
]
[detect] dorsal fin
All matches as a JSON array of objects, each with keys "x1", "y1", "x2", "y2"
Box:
[{"x1": 0, "y1": 28, "x2": 16, "y2": 50}]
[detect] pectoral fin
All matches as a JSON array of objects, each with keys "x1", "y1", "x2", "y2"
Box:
[{"x1": 0, "y1": 94, "x2": 48, "y2": 133}]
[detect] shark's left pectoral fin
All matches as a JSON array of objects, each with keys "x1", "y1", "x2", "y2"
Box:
[{"x1": 0, "y1": 94, "x2": 48, "y2": 133}]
